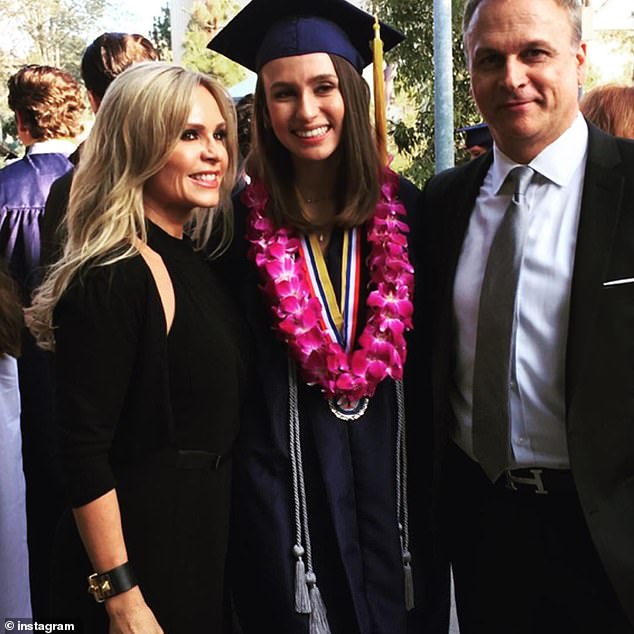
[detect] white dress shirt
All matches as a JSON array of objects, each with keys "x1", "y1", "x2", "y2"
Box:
[{"x1": 451, "y1": 113, "x2": 589, "y2": 469}]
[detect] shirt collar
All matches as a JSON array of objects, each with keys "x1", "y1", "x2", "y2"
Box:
[
  {"x1": 490, "y1": 112, "x2": 588, "y2": 194},
  {"x1": 27, "y1": 138, "x2": 77, "y2": 157}
]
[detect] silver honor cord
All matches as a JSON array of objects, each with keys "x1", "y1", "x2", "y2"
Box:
[
  {"x1": 288, "y1": 359, "x2": 331, "y2": 633},
  {"x1": 396, "y1": 379, "x2": 414, "y2": 610}
]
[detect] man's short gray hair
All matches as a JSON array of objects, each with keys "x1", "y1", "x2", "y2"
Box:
[{"x1": 462, "y1": 0, "x2": 583, "y2": 59}]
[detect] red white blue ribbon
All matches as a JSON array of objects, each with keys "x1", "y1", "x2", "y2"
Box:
[{"x1": 299, "y1": 228, "x2": 361, "y2": 352}]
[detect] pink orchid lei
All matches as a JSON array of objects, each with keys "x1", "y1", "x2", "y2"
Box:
[{"x1": 244, "y1": 167, "x2": 414, "y2": 403}]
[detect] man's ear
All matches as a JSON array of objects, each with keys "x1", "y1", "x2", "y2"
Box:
[
  {"x1": 87, "y1": 90, "x2": 101, "y2": 114},
  {"x1": 15, "y1": 111, "x2": 26, "y2": 133},
  {"x1": 15, "y1": 111, "x2": 33, "y2": 146},
  {"x1": 576, "y1": 41, "x2": 587, "y2": 89}
]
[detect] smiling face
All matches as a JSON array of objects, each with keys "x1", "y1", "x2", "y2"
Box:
[
  {"x1": 261, "y1": 52, "x2": 345, "y2": 168},
  {"x1": 143, "y1": 85, "x2": 229, "y2": 231},
  {"x1": 465, "y1": 0, "x2": 586, "y2": 163}
]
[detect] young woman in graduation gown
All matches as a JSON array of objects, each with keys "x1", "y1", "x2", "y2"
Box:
[
  {"x1": 28, "y1": 62, "x2": 250, "y2": 633},
  {"x1": 209, "y1": 1, "x2": 449, "y2": 632}
]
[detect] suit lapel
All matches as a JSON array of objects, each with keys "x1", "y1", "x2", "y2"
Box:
[
  {"x1": 431, "y1": 154, "x2": 492, "y2": 434},
  {"x1": 437, "y1": 154, "x2": 493, "y2": 309},
  {"x1": 565, "y1": 125, "x2": 625, "y2": 411}
]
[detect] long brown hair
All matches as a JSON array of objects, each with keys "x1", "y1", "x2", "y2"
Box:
[
  {"x1": 246, "y1": 54, "x2": 382, "y2": 233},
  {"x1": 0, "y1": 266, "x2": 23, "y2": 358}
]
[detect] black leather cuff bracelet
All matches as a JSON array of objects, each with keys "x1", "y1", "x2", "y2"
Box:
[{"x1": 87, "y1": 561, "x2": 138, "y2": 603}]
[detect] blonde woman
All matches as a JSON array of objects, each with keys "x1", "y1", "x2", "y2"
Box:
[{"x1": 29, "y1": 62, "x2": 249, "y2": 633}]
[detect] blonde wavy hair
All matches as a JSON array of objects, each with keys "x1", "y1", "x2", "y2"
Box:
[{"x1": 29, "y1": 61, "x2": 238, "y2": 350}]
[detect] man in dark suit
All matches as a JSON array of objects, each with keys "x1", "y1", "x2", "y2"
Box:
[{"x1": 418, "y1": 0, "x2": 634, "y2": 631}]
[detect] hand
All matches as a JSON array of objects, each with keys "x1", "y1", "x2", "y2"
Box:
[{"x1": 105, "y1": 586, "x2": 163, "y2": 634}]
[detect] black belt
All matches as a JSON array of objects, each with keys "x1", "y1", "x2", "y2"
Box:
[
  {"x1": 496, "y1": 467, "x2": 575, "y2": 496},
  {"x1": 446, "y1": 443, "x2": 575, "y2": 496},
  {"x1": 155, "y1": 448, "x2": 230, "y2": 471}
]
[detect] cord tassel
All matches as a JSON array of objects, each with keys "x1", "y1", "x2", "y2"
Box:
[
  {"x1": 372, "y1": 15, "x2": 388, "y2": 166},
  {"x1": 403, "y1": 549, "x2": 415, "y2": 611},
  {"x1": 288, "y1": 361, "x2": 329, "y2": 627},
  {"x1": 307, "y1": 575, "x2": 331, "y2": 634},
  {"x1": 293, "y1": 547, "x2": 311, "y2": 613}
]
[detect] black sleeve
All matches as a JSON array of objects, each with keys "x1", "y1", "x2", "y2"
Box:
[
  {"x1": 40, "y1": 170, "x2": 73, "y2": 269},
  {"x1": 53, "y1": 259, "x2": 148, "y2": 507}
]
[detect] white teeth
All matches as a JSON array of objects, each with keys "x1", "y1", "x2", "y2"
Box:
[
  {"x1": 191, "y1": 173, "x2": 218, "y2": 182},
  {"x1": 295, "y1": 126, "x2": 329, "y2": 138}
]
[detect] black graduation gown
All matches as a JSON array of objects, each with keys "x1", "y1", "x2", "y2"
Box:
[{"x1": 219, "y1": 176, "x2": 449, "y2": 633}]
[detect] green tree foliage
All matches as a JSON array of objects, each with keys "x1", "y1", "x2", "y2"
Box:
[
  {"x1": 150, "y1": 2, "x2": 173, "y2": 62},
  {"x1": 369, "y1": 0, "x2": 479, "y2": 185},
  {"x1": 0, "y1": 48, "x2": 20, "y2": 167},
  {"x1": 181, "y1": 0, "x2": 245, "y2": 86},
  {"x1": 1, "y1": 0, "x2": 108, "y2": 76}
]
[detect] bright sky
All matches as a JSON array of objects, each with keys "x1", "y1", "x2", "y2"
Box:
[
  {"x1": 99, "y1": 0, "x2": 633, "y2": 45},
  {"x1": 99, "y1": 0, "x2": 167, "y2": 37},
  {"x1": 99, "y1": 0, "x2": 367, "y2": 38}
]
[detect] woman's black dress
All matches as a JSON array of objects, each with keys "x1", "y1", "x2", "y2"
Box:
[{"x1": 49, "y1": 222, "x2": 249, "y2": 633}]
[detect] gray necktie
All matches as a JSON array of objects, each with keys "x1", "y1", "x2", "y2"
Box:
[{"x1": 472, "y1": 165, "x2": 534, "y2": 481}]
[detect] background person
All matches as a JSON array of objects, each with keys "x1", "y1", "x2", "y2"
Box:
[
  {"x1": 418, "y1": 0, "x2": 634, "y2": 631},
  {"x1": 0, "y1": 64, "x2": 84, "y2": 618},
  {"x1": 41, "y1": 32, "x2": 159, "y2": 269},
  {"x1": 233, "y1": 92, "x2": 254, "y2": 190},
  {"x1": 1, "y1": 64, "x2": 84, "y2": 297},
  {"x1": 209, "y1": 0, "x2": 448, "y2": 632},
  {"x1": 0, "y1": 264, "x2": 31, "y2": 621},
  {"x1": 580, "y1": 83, "x2": 634, "y2": 139},
  {"x1": 457, "y1": 122, "x2": 492, "y2": 160},
  {"x1": 29, "y1": 62, "x2": 248, "y2": 633}
]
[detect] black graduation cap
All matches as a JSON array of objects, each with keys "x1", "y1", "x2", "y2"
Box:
[
  {"x1": 457, "y1": 122, "x2": 493, "y2": 149},
  {"x1": 207, "y1": 0, "x2": 405, "y2": 74}
]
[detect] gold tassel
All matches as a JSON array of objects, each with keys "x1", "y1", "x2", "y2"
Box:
[{"x1": 372, "y1": 15, "x2": 388, "y2": 166}]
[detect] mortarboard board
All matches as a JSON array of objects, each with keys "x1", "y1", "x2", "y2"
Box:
[
  {"x1": 207, "y1": 0, "x2": 404, "y2": 74},
  {"x1": 457, "y1": 122, "x2": 493, "y2": 149}
]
